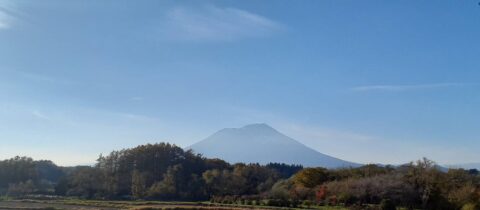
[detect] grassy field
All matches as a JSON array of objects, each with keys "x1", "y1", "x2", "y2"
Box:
[{"x1": 0, "y1": 199, "x2": 349, "y2": 210}]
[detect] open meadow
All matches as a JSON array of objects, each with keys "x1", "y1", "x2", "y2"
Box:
[{"x1": 0, "y1": 199, "x2": 349, "y2": 210}]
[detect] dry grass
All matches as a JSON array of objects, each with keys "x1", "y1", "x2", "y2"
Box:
[{"x1": 1, "y1": 199, "x2": 349, "y2": 210}]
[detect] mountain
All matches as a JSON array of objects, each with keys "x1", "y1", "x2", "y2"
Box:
[
  {"x1": 187, "y1": 123, "x2": 361, "y2": 168},
  {"x1": 446, "y1": 163, "x2": 480, "y2": 170}
]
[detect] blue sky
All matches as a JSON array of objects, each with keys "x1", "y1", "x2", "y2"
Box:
[{"x1": 1, "y1": 0, "x2": 479, "y2": 166}]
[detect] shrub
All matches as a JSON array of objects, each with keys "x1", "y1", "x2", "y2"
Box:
[
  {"x1": 327, "y1": 195, "x2": 338, "y2": 206},
  {"x1": 266, "y1": 199, "x2": 291, "y2": 207},
  {"x1": 380, "y1": 199, "x2": 396, "y2": 210},
  {"x1": 302, "y1": 200, "x2": 313, "y2": 207},
  {"x1": 290, "y1": 199, "x2": 300, "y2": 207},
  {"x1": 462, "y1": 203, "x2": 480, "y2": 210},
  {"x1": 338, "y1": 193, "x2": 357, "y2": 206},
  {"x1": 7, "y1": 180, "x2": 36, "y2": 197}
]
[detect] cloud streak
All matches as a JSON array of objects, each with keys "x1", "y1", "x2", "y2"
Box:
[
  {"x1": 278, "y1": 123, "x2": 374, "y2": 144},
  {"x1": 0, "y1": 9, "x2": 12, "y2": 29},
  {"x1": 0, "y1": 1, "x2": 20, "y2": 30},
  {"x1": 228, "y1": 106, "x2": 375, "y2": 144},
  {"x1": 32, "y1": 110, "x2": 50, "y2": 121},
  {"x1": 4, "y1": 70, "x2": 78, "y2": 85},
  {"x1": 160, "y1": 5, "x2": 283, "y2": 41},
  {"x1": 351, "y1": 83, "x2": 476, "y2": 92}
]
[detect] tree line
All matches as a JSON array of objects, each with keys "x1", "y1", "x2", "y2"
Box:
[{"x1": 0, "y1": 143, "x2": 479, "y2": 210}]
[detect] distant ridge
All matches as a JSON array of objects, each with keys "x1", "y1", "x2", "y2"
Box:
[
  {"x1": 446, "y1": 163, "x2": 480, "y2": 170},
  {"x1": 187, "y1": 123, "x2": 361, "y2": 168}
]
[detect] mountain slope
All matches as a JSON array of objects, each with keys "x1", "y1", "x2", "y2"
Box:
[
  {"x1": 188, "y1": 123, "x2": 361, "y2": 168},
  {"x1": 447, "y1": 163, "x2": 480, "y2": 170}
]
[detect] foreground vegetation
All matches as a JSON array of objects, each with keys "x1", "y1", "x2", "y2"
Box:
[
  {"x1": 1, "y1": 143, "x2": 479, "y2": 209},
  {"x1": 0, "y1": 198, "x2": 350, "y2": 210}
]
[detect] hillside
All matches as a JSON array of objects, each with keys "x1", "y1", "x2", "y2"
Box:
[{"x1": 447, "y1": 163, "x2": 480, "y2": 170}]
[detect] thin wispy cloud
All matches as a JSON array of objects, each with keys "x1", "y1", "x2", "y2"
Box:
[
  {"x1": 8, "y1": 70, "x2": 77, "y2": 85},
  {"x1": 161, "y1": 5, "x2": 284, "y2": 41},
  {"x1": 228, "y1": 106, "x2": 375, "y2": 144},
  {"x1": 279, "y1": 122, "x2": 375, "y2": 144},
  {"x1": 31, "y1": 110, "x2": 50, "y2": 121},
  {"x1": 0, "y1": 1, "x2": 21, "y2": 30},
  {"x1": 351, "y1": 83, "x2": 476, "y2": 92},
  {"x1": 113, "y1": 112, "x2": 161, "y2": 122},
  {"x1": 0, "y1": 8, "x2": 12, "y2": 29},
  {"x1": 130, "y1": 96, "x2": 144, "y2": 101}
]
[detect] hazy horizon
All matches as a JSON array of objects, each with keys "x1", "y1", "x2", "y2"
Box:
[{"x1": 1, "y1": 0, "x2": 479, "y2": 166}]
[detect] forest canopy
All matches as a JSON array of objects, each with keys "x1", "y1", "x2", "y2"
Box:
[{"x1": 1, "y1": 143, "x2": 479, "y2": 210}]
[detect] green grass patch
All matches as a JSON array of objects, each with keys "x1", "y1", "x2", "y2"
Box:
[{"x1": 0, "y1": 196, "x2": 12, "y2": 201}]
